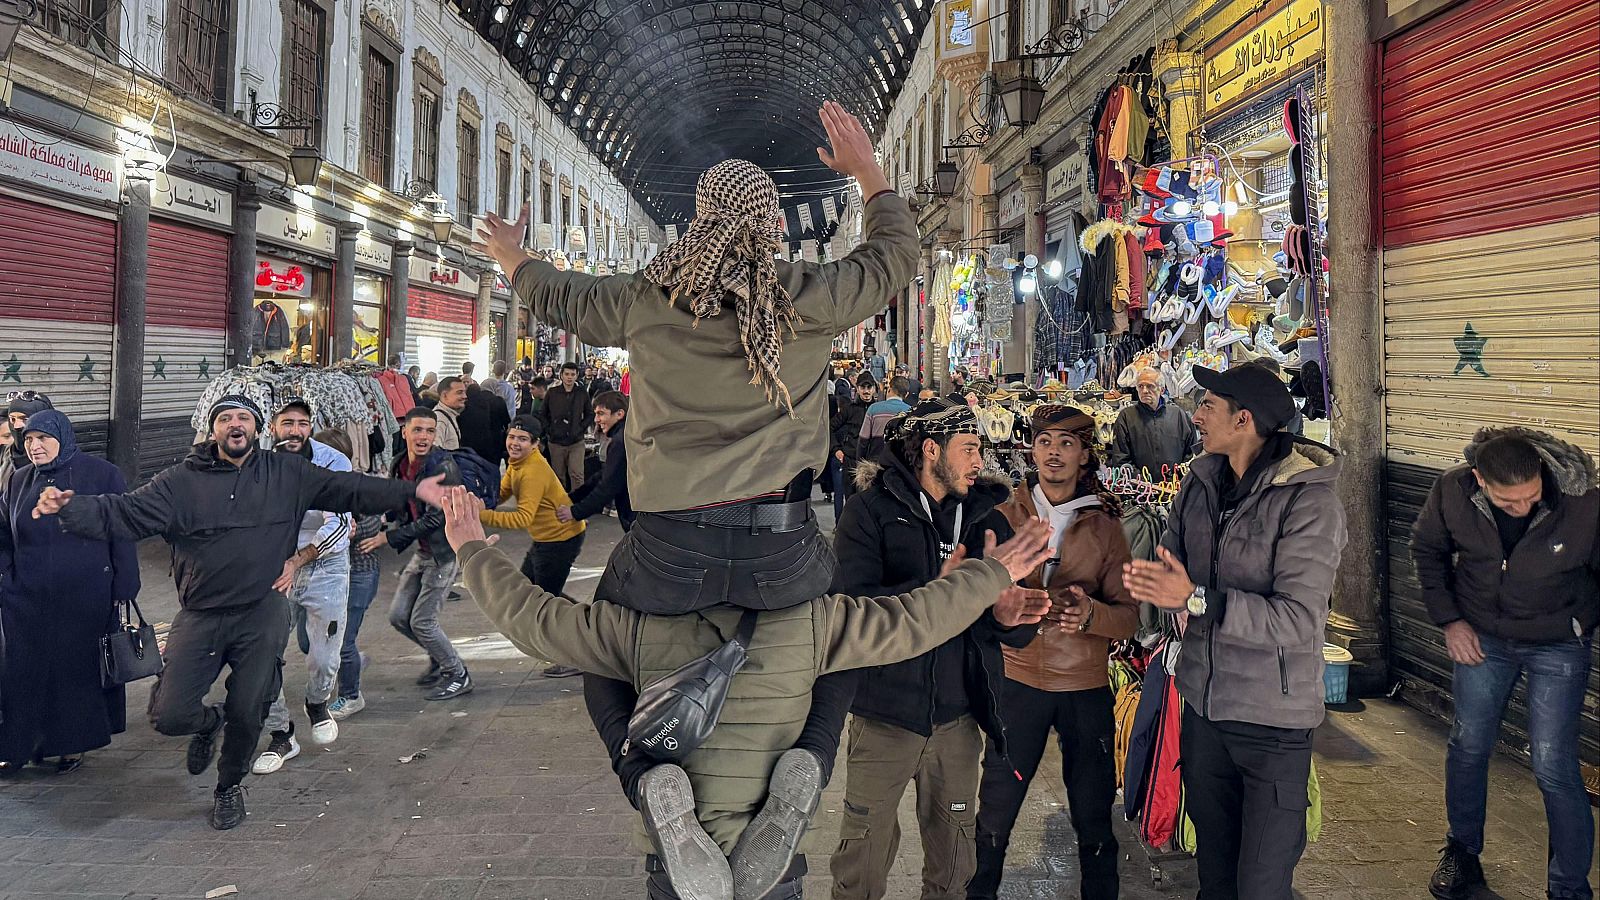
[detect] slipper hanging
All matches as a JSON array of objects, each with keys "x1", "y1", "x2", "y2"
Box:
[{"x1": 1207, "y1": 283, "x2": 1240, "y2": 317}]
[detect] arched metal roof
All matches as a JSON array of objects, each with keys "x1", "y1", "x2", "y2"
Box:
[{"x1": 451, "y1": 0, "x2": 932, "y2": 222}]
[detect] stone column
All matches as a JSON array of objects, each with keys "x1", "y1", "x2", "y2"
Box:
[
  {"x1": 109, "y1": 176, "x2": 150, "y2": 481},
  {"x1": 1324, "y1": 0, "x2": 1387, "y2": 693},
  {"x1": 1156, "y1": 42, "x2": 1203, "y2": 159},
  {"x1": 227, "y1": 178, "x2": 261, "y2": 365},
  {"x1": 921, "y1": 247, "x2": 939, "y2": 393},
  {"x1": 389, "y1": 240, "x2": 413, "y2": 363},
  {"x1": 473, "y1": 261, "x2": 493, "y2": 369},
  {"x1": 1009, "y1": 164, "x2": 1045, "y2": 378},
  {"x1": 332, "y1": 222, "x2": 361, "y2": 361}
]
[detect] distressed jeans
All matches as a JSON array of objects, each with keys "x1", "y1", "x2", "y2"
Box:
[
  {"x1": 1446, "y1": 631, "x2": 1594, "y2": 900},
  {"x1": 389, "y1": 553, "x2": 463, "y2": 674},
  {"x1": 265, "y1": 553, "x2": 350, "y2": 733}
]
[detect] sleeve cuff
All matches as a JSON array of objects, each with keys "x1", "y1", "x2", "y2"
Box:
[{"x1": 457, "y1": 539, "x2": 492, "y2": 567}]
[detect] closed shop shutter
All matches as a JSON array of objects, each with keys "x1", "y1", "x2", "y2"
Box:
[
  {"x1": 405, "y1": 288, "x2": 474, "y2": 380},
  {"x1": 1379, "y1": 0, "x2": 1600, "y2": 761},
  {"x1": 0, "y1": 194, "x2": 116, "y2": 455},
  {"x1": 143, "y1": 219, "x2": 230, "y2": 477}
]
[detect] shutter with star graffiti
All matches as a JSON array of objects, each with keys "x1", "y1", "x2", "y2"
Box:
[{"x1": 143, "y1": 219, "x2": 230, "y2": 477}]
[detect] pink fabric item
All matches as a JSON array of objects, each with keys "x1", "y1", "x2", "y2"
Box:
[{"x1": 375, "y1": 369, "x2": 414, "y2": 421}]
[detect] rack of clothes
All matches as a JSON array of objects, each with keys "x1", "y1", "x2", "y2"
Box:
[{"x1": 189, "y1": 361, "x2": 398, "y2": 473}]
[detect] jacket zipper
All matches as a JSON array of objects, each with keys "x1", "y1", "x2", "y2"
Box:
[{"x1": 1277, "y1": 647, "x2": 1289, "y2": 696}]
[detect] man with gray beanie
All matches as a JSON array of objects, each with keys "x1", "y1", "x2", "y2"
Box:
[{"x1": 32, "y1": 395, "x2": 447, "y2": 831}]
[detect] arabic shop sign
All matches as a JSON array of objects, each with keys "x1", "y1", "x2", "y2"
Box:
[
  {"x1": 255, "y1": 256, "x2": 313, "y2": 298},
  {"x1": 354, "y1": 234, "x2": 393, "y2": 270},
  {"x1": 257, "y1": 204, "x2": 336, "y2": 256},
  {"x1": 997, "y1": 184, "x2": 1028, "y2": 229},
  {"x1": 1045, "y1": 157, "x2": 1085, "y2": 204},
  {"x1": 1204, "y1": 0, "x2": 1323, "y2": 118},
  {"x1": 0, "y1": 120, "x2": 121, "y2": 204},
  {"x1": 408, "y1": 254, "x2": 479, "y2": 295},
  {"x1": 150, "y1": 173, "x2": 231, "y2": 228}
]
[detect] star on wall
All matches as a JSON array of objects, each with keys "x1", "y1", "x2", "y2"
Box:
[
  {"x1": 1, "y1": 355, "x2": 19, "y2": 383},
  {"x1": 1453, "y1": 323, "x2": 1489, "y2": 377},
  {"x1": 152, "y1": 355, "x2": 168, "y2": 379},
  {"x1": 197, "y1": 357, "x2": 212, "y2": 379},
  {"x1": 77, "y1": 355, "x2": 96, "y2": 382}
]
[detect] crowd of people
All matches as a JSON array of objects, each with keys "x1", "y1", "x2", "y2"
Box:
[{"x1": 0, "y1": 97, "x2": 1592, "y2": 900}]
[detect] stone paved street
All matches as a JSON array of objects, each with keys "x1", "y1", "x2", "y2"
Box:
[{"x1": 0, "y1": 503, "x2": 1591, "y2": 899}]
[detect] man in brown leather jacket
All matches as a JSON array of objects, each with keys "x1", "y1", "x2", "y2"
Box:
[{"x1": 970, "y1": 405, "x2": 1138, "y2": 900}]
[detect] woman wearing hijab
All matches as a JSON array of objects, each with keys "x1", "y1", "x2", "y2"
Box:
[{"x1": 0, "y1": 410, "x2": 140, "y2": 774}]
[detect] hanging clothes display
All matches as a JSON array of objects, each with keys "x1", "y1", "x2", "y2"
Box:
[{"x1": 189, "y1": 363, "x2": 397, "y2": 473}]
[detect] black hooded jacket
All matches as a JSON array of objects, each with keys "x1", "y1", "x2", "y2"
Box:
[
  {"x1": 57, "y1": 442, "x2": 415, "y2": 611},
  {"x1": 832, "y1": 452, "x2": 1033, "y2": 751}
]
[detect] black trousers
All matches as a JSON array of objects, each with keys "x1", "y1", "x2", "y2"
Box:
[
  {"x1": 521, "y1": 531, "x2": 586, "y2": 597},
  {"x1": 643, "y1": 854, "x2": 806, "y2": 899},
  {"x1": 147, "y1": 596, "x2": 291, "y2": 789},
  {"x1": 1179, "y1": 704, "x2": 1312, "y2": 900},
  {"x1": 970, "y1": 679, "x2": 1119, "y2": 900}
]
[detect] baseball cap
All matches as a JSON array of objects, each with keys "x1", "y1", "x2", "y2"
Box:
[{"x1": 1192, "y1": 365, "x2": 1296, "y2": 431}]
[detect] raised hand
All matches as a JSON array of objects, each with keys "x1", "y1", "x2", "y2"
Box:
[
  {"x1": 1123, "y1": 546, "x2": 1195, "y2": 609},
  {"x1": 985, "y1": 520, "x2": 1055, "y2": 582},
  {"x1": 817, "y1": 101, "x2": 891, "y2": 197},
  {"x1": 472, "y1": 204, "x2": 535, "y2": 279},
  {"x1": 442, "y1": 486, "x2": 496, "y2": 553}
]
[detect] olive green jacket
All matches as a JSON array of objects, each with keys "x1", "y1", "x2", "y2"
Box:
[
  {"x1": 458, "y1": 539, "x2": 1012, "y2": 854},
  {"x1": 509, "y1": 192, "x2": 919, "y2": 512}
]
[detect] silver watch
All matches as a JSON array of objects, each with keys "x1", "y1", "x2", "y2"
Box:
[{"x1": 1186, "y1": 585, "x2": 1207, "y2": 616}]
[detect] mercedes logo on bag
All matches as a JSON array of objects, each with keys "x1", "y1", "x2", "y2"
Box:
[{"x1": 663, "y1": 737, "x2": 679, "y2": 752}]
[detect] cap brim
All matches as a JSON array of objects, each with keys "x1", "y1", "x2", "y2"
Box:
[{"x1": 1191, "y1": 366, "x2": 1228, "y2": 394}]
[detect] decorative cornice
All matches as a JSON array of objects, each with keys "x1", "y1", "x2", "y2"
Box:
[
  {"x1": 362, "y1": 4, "x2": 400, "y2": 48},
  {"x1": 495, "y1": 121, "x2": 514, "y2": 143},
  {"x1": 457, "y1": 88, "x2": 482, "y2": 122},
  {"x1": 412, "y1": 46, "x2": 443, "y2": 83},
  {"x1": 937, "y1": 52, "x2": 989, "y2": 93}
]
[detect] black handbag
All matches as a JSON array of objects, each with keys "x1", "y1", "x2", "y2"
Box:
[
  {"x1": 100, "y1": 597, "x2": 163, "y2": 688},
  {"x1": 624, "y1": 609, "x2": 758, "y2": 762}
]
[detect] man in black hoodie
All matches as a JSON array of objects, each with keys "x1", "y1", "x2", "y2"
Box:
[
  {"x1": 560, "y1": 390, "x2": 634, "y2": 532},
  {"x1": 33, "y1": 396, "x2": 444, "y2": 830},
  {"x1": 828, "y1": 398, "x2": 1043, "y2": 900},
  {"x1": 540, "y1": 361, "x2": 593, "y2": 492}
]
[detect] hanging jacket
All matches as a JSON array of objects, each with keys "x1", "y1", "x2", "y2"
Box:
[
  {"x1": 252, "y1": 301, "x2": 291, "y2": 352},
  {"x1": 1077, "y1": 220, "x2": 1134, "y2": 334},
  {"x1": 1138, "y1": 667, "x2": 1184, "y2": 849},
  {"x1": 835, "y1": 455, "x2": 1033, "y2": 755},
  {"x1": 1121, "y1": 645, "x2": 1170, "y2": 820},
  {"x1": 374, "y1": 369, "x2": 415, "y2": 421}
]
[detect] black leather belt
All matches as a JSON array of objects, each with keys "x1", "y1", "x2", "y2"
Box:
[{"x1": 654, "y1": 499, "x2": 812, "y2": 533}]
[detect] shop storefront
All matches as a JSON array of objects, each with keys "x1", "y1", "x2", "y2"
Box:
[
  {"x1": 1376, "y1": 0, "x2": 1600, "y2": 761},
  {"x1": 406, "y1": 254, "x2": 477, "y2": 381},
  {"x1": 353, "y1": 234, "x2": 393, "y2": 364},
  {"x1": 0, "y1": 117, "x2": 121, "y2": 455},
  {"x1": 491, "y1": 272, "x2": 512, "y2": 364},
  {"x1": 142, "y1": 172, "x2": 233, "y2": 476},
  {"x1": 1035, "y1": 149, "x2": 1089, "y2": 378},
  {"x1": 255, "y1": 203, "x2": 336, "y2": 365}
]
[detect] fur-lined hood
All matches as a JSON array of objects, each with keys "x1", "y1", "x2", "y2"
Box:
[
  {"x1": 1463, "y1": 426, "x2": 1598, "y2": 498},
  {"x1": 1079, "y1": 218, "x2": 1134, "y2": 255}
]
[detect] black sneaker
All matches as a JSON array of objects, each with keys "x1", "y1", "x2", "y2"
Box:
[
  {"x1": 730, "y1": 748, "x2": 823, "y2": 900},
  {"x1": 1430, "y1": 840, "x2": 1485, "y2": 899},
  {"x1": 186, "y1": 704, "x2": 225, "y2": 775},
  {"x1": 210, "y1": 784, "x2": 247, "y2": 830},
  {"x1": 542, "y1": 664, "x2": 582, "y2": 678},
  {"x1": 639, "y1": 764, "x2": 732, "y2": 900},
  {"x1": 416, "y1": 661, "x2": 442, "y2": 686},
  {"x1": 426, "y1": 668, "x2": 473, "y2": 701}
]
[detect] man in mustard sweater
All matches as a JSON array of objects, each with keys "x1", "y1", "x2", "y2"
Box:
[{"x1": 480, "y1": 416, "x2": 586, "y2": 597}]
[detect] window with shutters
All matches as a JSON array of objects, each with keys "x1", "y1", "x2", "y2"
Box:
[
  {"x1": 413, "y1": 89, "x2": 441, "y2": 188},
  {"x1": 360, "y1": 46, "x2": 395, "y2": 186},
  {"x1": 281, "y1": 0, "x2": 328, "y2": 147},
  {"x1": 541, "y1": 173, "x2": 554, "y2": 224},
  {"x1": 1006, "y1": 0, "x2": 1022, "y2": 58},
  {"x1": 496, "y1": 147, "x2": 512, "y2": 217},
  {"x1": 166, "y1": 0, "x2": 231, "y2": 107},
  {"x1": 457, "y1": 118, "x2": 480, "y2": 225},
  {"x1": 37, "y1": 0, "x2": 113, "y2": 55}
]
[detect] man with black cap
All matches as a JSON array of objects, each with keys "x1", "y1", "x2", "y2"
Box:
[
  {"x1": 32, "y1": 395, "x2": 445, "y2": 831},
  {"x1": 3, "y1": 390, "x2": 52, "y2": 485},
  {"x1": 1122, "y1": 365, "x2": 1346, "y2": 900}
]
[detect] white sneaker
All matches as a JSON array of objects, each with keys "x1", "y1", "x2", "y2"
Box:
[
  {"x1": 306, "y1": 702, "x2": 339, "y2": 745},
  {"x1": 329, "y1": 695, "x2": 365, "y2": 720},
  {"x1": 251, "y1": 733, "x2": 300, "y2": 775}
]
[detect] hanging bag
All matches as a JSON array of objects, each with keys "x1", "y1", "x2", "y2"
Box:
[
  {"x1": 624, "y1": 609, "x2": 759, "y2": 762},
  {"x1": 100, "y1": 597, "x2": 164, "y2": 688}
]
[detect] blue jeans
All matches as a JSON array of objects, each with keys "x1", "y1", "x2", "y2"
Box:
[
  {"x1": 1445, "y1": 631, "x2": 1594, "y2": 900},
  {"x1": 265, "y1": 553, "x2": 351, "y2": 732},
  {"x1": 339, "y1": 568, "x2": 381, "y2": 700}
]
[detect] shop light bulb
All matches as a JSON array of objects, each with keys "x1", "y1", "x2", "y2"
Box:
[
  {"x1": 1044, "y1": 260, "x2": 1063, "y2": 279},
  {"x1": 1171, "y1": 200, "x2": 1193, "y2": 217},
  {"x1": 1202, "y1": 200, "x2": 1221, "y2": 217},
  {"x1": 1018, "y1": 274, "x2": 1038, "y2": 294},
  {"x1": 1223, "y1": 200, "x2": 1240, "y2": 216}
]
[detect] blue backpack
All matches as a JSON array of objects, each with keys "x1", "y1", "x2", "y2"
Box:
[{"x1": 449, "y1": 448, "x2": 501, "y2": 509}]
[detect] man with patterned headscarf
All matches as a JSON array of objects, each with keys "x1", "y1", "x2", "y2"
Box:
[{"x1": 473, "y1": 102, "x2": 921, "y2": 899}]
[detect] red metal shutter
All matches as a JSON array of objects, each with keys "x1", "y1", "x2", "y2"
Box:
[
  {"x1": 1380, "y1": 0, "x2": 1600, "y2": 247},
  {"x1": 143, "y1": 220, "x2": 231, "y2": 477},
  {"x1": 0, "y1": 194, "x2": 117, "y2": 453}
]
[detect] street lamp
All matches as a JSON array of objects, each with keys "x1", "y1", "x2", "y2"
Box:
[
  {"x1": 933, "y1": 160, "x2": 959, "y2": 197},
  {"x1": 997, "y1": 64, "x2": 1045, "y2": 128},
  {"x1": 288, "y1": 146, "x2": 322, "y2": 188}
]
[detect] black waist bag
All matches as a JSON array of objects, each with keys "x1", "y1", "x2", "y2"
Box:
[{"x1": 625, "y1": 609, "x2": 758, "y2": 762}]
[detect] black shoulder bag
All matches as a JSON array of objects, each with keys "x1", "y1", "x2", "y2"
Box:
[
  {"x1": 101, "y1": 597, "x2": 164, "y2": 688},
  {"x1": 624, "y1": 608, "x2": 759, "y2": 762}
]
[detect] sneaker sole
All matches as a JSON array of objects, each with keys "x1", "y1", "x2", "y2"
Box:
[
  {"x1": 639, "y1": 766, "x2": 732, "y2": 900},
  {"x1": 730, "y1": 749, "x2": 822, "y2": 900},
  {"x1": 250, "y1": 744, "x2": 300, "y2": 775}
]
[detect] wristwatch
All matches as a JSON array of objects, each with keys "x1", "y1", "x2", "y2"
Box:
[{"x1": 1186, "y1": 585, "x2": 1207, "y2": 616}]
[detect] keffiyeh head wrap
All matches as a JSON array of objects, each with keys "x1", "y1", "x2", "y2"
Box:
[
  {"x1": 886, "y1": 397, "x2": 982, "y2": 443},
  {"x1": 642, "y1": 159, "x2": 798, "y2": 411}
]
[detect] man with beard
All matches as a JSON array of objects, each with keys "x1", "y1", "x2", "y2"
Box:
[
  {"x1": 829, "y1": 398, "x2": 1041, "y2": 900},
  {"x1": 252, "y1": 399, "x2": 354, "y2": 776},
  {"x1": 969, "y1": 405, "x2": 1138, "y2": 900},
  {"x1": 3, "y1": 391, "x2": 52, "y2": 485},
  {"x1": 33, "y1": 396, "x2": 443, "y2": 829},
  {"x1": 433, "y1": 376, "x2": 466, "y2": 451},
  {"x1": 946, "y1": 366, "x2": 970, "y2": 404}
]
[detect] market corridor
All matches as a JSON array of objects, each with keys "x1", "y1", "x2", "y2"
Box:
[{"x1": 0, "y1": 505, "x2": 1580, "y2": 900}]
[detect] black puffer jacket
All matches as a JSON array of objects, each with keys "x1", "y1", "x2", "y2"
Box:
[
  {"x1": 1411, "y1": 427, "x2": 1600, "y2": 642},
  {"x1": 832, "y1": 453, "x2": 1031, "y2": 756},
  {"x1": 386, "y1": 448, "x2": 462, "y2": 564}
]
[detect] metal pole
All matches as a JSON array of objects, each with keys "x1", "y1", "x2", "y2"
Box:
[
  {"x1": 110, "y1": 177, "x2": 150, "y2": 481},
  {"x1": 228, "y1": 178, "x2": 261, "y2": 366},
  {"x1": 332, "y1": 222, "x2": 360, "y2": 361}
]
